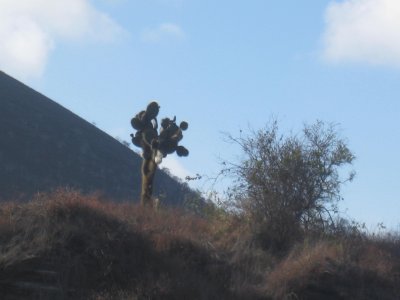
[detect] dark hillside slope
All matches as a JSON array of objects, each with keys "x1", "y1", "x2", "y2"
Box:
[{"x1": 0, "y1": 71, "x2": 191, "y2": 204}]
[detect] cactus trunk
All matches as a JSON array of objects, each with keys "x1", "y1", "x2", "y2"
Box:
[{"x1": 140, "y1": 152, "x2": 157, "y2": 206}]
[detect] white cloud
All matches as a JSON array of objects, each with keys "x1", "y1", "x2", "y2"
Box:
[
  {"x1": 0, "y1": 0, "x2": 124, "y2": 79},
  {"x1": 141, "y1": 23, "x2": 185, "y2": 43},
  {"x1": 322, "y1": 0, "x2": 400, "y2": 66},
  {"x1": 160, "y1": 156, "x2": 192, "y2": 181}
]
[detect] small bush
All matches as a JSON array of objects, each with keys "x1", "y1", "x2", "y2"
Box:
[{"x1": 224, "y1": 120, "x2": 355, "y2": 252}]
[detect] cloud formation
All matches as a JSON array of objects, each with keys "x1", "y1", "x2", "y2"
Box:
[
  {"x1": 141, "y1": 23, "x2": 185, "y2": 43},
  {"x1": 0, "y1": 0, "x2": 123, "y2": 79},
  {"x1": 322, "y1": 0, "x2": 400, "y2": 66},
  {"x1": 161, "y1": 156, "x2": 193, "y2": 181}
]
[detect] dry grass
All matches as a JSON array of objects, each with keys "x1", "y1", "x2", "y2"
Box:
[
  {"x1": 266, "y1": 241, "x2": 343, "y2": 297},
  {"x1": 266, "y1": 239, "x2": 400, "y2": 299},
  {"x1": 0, "y1": 190, "x2": 399, "y2": 299},
  {"x1": 0, "y1": 190, "x2": 255, "y2": 299}
]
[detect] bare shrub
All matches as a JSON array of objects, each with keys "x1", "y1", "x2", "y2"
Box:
[{"x1": 224, "y1": 120, "x2": 355, "y2": 252}]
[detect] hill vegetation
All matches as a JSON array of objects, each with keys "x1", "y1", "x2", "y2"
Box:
[{"x1": 0, "y1": 190, "x2": 399, "y2": 299}]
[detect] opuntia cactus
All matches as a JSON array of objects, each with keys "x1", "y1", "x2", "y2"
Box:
[{"x1": 130, "y1": 101, "x2": 189, "y2": 207}]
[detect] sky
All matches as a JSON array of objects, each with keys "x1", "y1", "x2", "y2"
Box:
[{"x1": 0, "y1": 0, "x2": 399, "y2": 230}]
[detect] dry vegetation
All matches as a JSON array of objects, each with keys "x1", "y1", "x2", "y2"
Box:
[{"x1": 0, "y1": 190, "x2": 399, "y2": 299}]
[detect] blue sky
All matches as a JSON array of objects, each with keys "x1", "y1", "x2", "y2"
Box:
[{"x1": 0, "y1": 0, "x2": 399, "y2": 229}]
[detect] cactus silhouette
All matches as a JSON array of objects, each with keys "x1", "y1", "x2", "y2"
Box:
[{"x1": 130, "y1": 101, "x2": 189, "y2": 206}]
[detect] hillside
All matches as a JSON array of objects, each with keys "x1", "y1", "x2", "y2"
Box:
[
  {"x1": 0, "y1": 191, "x2": 399, "y2": 299},
  {"x1": 0, "y1": 71, "x2": 192, "y2": 204}
]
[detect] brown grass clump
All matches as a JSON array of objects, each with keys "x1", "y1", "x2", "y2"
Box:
[{"x1": 266, "y1": 239, "x2": 400, "y2": 299}]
